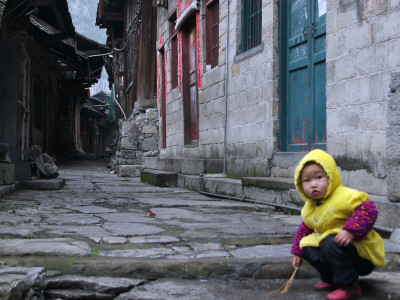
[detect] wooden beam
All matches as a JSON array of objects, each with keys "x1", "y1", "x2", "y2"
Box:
[
  {"x1": 51, "y1": 65, "x2": 75, "y2": 72},
  {"x1": 36, "y1": 33, "x2": 68, "y2": 43},
  {"x1": 104, "y1": 12, "x2": 123, "y2": 22}
]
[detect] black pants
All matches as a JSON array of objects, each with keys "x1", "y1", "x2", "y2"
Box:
[{"x1": 302, "y1": 235, "x2": 375, "y2": 286}]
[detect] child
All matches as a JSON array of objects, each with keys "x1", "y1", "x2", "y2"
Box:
[{"x1": 290, "y1": 149, "x2": 386, "y2": 300}]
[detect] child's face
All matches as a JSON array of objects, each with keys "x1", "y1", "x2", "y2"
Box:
[{"x1": 301, "y1": 163, "x2": 329, "y2": 200}]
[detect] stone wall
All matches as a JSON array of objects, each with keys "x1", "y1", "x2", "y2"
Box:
[
  {"x1": 114, "y1": 108, "x2": 159, "y2": 175},
  {"x1": 156, "y1": 0, "x2": 279, "y2": 177},
  {"x1": 326, "y1": 0, "x2": 400, "y2": 195},
  {"x1": 387, "y1": 71, "x2": 400, "y2": 202},
  {"x1": 155, "y1": 0, "x2": 400, "y2": 195}
]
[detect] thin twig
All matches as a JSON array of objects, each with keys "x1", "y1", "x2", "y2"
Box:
[{"x1": 266, "y1": 267, "x2": 298, "y2": 297}]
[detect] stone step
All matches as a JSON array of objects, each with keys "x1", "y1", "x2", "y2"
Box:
[
  {"x1": 23, "y1": 178, "x2": 65, "y2": 190},
  {"x1": 0, "y1": 266, "x2": 46, "y2": 299},
  {"x1": 0, "y1": 183, "x2": 15, "y2": 197},
  {"x1": 44, "y1": 275, "x2": 146, "y2": 300},
  {"x1": 116, "y1": 164, "x2": 142, "y2": 177},
  {"x1": 142, "y1": 157, "x2": 207, "y2": 174},
  {"x1": 45, "y1": 288, "x2": 113, "y2": 300},
  {"x1": 176, "y1": 173, "x2": 400, "y2": 230},
  {"x1": 141, "y1": 169, "x2": 178, "y2": 187}
]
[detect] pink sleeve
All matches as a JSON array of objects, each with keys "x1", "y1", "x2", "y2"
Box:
[
  {"x1": 343, "y1": 201, "x2": 378, "y2": 241},
  {"x1": 291, "y1": 221, "x2": 313, "y2": 257}
]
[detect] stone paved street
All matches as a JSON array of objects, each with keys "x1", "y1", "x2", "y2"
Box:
[{"x1": 0, "y1": 160, "x2": 399, "y2": 299}]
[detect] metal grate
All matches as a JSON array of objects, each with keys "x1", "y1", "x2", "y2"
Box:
[
  {"x1": 242, "y1": 0, "x2": 262, "y2": 52},
  {"x1": 206, "y1": 0, "x2": 219, "y2": 68}
]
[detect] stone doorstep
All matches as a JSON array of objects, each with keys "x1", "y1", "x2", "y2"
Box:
[
  {"x1": 242, "y1": 177, "x2": 295, "y2": 190},
  {"x1": 140, "y1": 169, "x2": 178, "y2": 187},
  {"x1": 23, "y1": 178, "x2": 66, "y2": 190}
]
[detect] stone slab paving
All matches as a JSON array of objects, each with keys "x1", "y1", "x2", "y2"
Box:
[
  {"x1": 0, "y1": 160, "x2": 398, "y2": 299},
  {"x1": 114, "y1": 277, "x2": 398, "y2": 300},
  {"x1": 0, "y1": 238, "x2": 92, "y2": 256}
]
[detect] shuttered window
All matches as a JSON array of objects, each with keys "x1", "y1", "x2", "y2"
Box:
[
  {"x1": 206, "y1": 0, "x2": 219, "y2": 69},
  {"x1": 242, "y1": 0, "x2": 262, "y2": 52}
]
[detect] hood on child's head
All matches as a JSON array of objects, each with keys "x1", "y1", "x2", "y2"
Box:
[{"x1": 294, "y1": 149, "x2": 342, "y2": 203}]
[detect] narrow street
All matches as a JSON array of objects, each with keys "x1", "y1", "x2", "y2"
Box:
[{"x1": 0, "y1": 160, "x2": 399, "y2": 299}]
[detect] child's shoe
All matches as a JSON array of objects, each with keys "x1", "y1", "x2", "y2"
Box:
[
  {"x1": 326, "y1": 283, "x2": 361, "y2": 300},
  {"x1": 314, "y1": 281, "x2": 335, "y2": 290}
]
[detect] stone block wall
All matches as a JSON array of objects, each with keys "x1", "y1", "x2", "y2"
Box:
[
  {"x1": 156, "y1": 0, "x2": 279, "y2": 177},
  {"x1": 326, "y1": 0, "x2": 400, "y2": 195},
  {"x1": 115, "y1": 108, "x2": 159, "y2": 172},
  {"x1": 387, "y1": 72, "x2": 400, "y2": 202}
]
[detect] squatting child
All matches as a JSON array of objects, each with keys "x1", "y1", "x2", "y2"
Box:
[{"x1": 290, "y1": 149, "x2": 386, "y2": 300}]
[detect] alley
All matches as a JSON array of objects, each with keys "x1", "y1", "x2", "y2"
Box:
[{"x1": 0, "y1": 160, "x2": 399, "y2": 299}]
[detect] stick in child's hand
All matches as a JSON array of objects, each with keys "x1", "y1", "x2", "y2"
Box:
[{"x1": 266, "y1": 266, "x2": 298, "y2": 297}]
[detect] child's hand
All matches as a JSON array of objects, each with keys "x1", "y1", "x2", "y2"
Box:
[
  {"x1": 292, "y1": 255, "x2": 302, "y2": 269},
  {"x1": 334, "y1": 230, "x2": 354, "y2": 247}
]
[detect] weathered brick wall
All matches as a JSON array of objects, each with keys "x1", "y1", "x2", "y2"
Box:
[{"x1": 326, "y1": 0, "x2": 400, "y2": 195}]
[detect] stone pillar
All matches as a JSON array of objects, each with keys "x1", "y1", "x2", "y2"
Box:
[
  {"x1": 135, "y1": 2, "x2": 157, "y2": 111},
  {"x1": 387, "y1": 72, "x2": 400, "y2": 202}
]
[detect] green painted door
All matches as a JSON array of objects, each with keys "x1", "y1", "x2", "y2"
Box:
[{"x1": 280, "y1": 0, "x2": 326, "y2": 152}]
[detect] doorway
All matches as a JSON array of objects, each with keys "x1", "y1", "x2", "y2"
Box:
[
  {"x1": 280, "y1": 0, "x2": 327, "y2": 152},
  {"x1": 182, "y1": 17, "x2": 199, "y2": 145}
]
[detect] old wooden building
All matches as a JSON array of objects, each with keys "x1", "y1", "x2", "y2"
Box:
[{"x1": 0, "y1": 0, "x2": 108, "y2": 180}]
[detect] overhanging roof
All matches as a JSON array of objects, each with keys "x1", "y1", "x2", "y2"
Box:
[
  {"x1": 76, "y1": 33, "x2": 109, "y2": 81},
  {"x1": 96, "y1": 0, "x2": 123, "y2": 28},
  {"x1": 0, "y1": 0, "x2": 7, "y2": 30},
  {"x1": 29, "y1": 16, "x2": 87, "y2": 76}
]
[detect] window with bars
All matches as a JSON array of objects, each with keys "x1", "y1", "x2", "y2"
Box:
[
  {"x1": 206, "y1": 0, "x2": 219, "y2": 69},
  {"x1": 242, "y1": 0, "x2": 262, "y2": 52},
  {"x1": 169, "y1": 12, "x2": 178, "y2": 89}
]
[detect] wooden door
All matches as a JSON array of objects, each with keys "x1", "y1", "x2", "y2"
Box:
[
  {"x1": 160, "y1": 47, "x2": 167, "y2": 148},
  {"x1": 182, "y1": 18, "x2": 199, "y2": 145},
  {"x1": 280, "y1": 0, "x2": 326, "y2": 152}
]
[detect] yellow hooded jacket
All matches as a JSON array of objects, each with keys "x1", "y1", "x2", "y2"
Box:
[{"x1": 294, "y1": 149, "x2": 386, "y2": 267}]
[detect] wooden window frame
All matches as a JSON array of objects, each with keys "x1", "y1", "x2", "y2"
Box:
[
  {"x1": 242, "y1": 0, "x2": 262, "y2": 52},
  {"x1": 206, "y1": 0, "x2": 219, "y2": 69}
]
